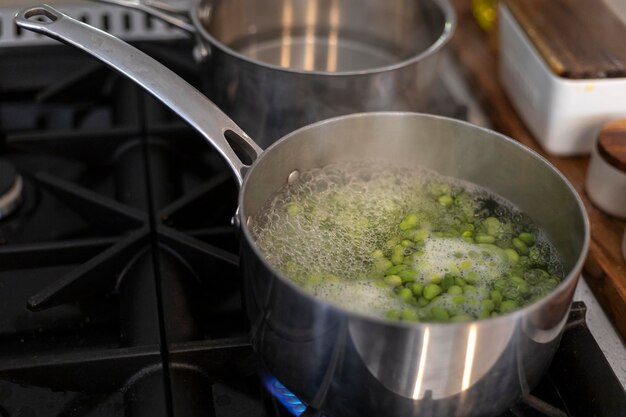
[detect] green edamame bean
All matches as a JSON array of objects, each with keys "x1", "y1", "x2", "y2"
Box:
[
  {"x1": 372, "y1": 258, "x2": 393, "y2": 275},
  {"x1": 528, "y1": 247, "x2": 546, "y2": 266},
  {"x1": 384, "y1": 275, "x2": 402, "y2": 287},
  {"x1": 490, "y1": 290, "x2": 503, "y2": 305},
  {"x1": 483, "y1": 217, "x2": 502, "y2": 236},
  {"x1": 459, "y1": 260, "x2": 472, "y2": 270},
  {"x1": 387, "y1": 264, "x2": 407, "y2": 275},
  {"x1": 431, "y1": 306, "x2": 450, "y2": 321},
  {"x1": 398, "y1": 269, "x2": 418, "y2": 283},
  {"x1": 518, "y1": 232, "x2": 535, "y2": 246},
  {"x1": 475, "y1": 234, "x2": 496, "y2": 244},
  {"x1": 448, "y1": 285, "x2": 463, "y2": 296},
  {"x1": 399, "y1": 214, "x2": 418, "y2": 231},
  {"x1": 423, "y1": 284, "x2": 443, "y2": 300},
  {"x1": 547, "y1": 277, "x2": 560, "y2": 288},
  {"x1": 451, "y1": 315, "x2": 473, "y2": 322},
  {"x1": 391, "y1": 245, "x2": 405, "y2": 265},
  {"x1": 438, "y1": 195, "x2": 454, "y2": 207},
  {"x1": 463, "y1": 285, "x2": 476, "y2": 294},
  {"x1": 464, "y1": 272, "x2": 478, "y2": 284},
  {"x1": 399, "y1": 287, "x2": 414, "y2": 301},
  {"x1": 402, "y1": 308, "x2": 418, "y2": 321},
  {"x1": 478, "y1": 243, "x2": 500, "y2": 250},
  {"x1": 386, "y1": 237, "x2": 399, "y2": 247},
  {"x1": 411, "y1": 283, "x2": 424, "y2": 297},
  {"x1": 505, "y1": 248, "x2": 519, "y2": 263},
  {"x1": 371, "y1": 249, "x2": 384, "y2": 258},
  {"x1": 510, "y1": 276, "x2": 529, "y2": 294},
  {"x1": 413, "y1": 229, "x2": 429, "y2": 242},
  {"x1": 430, "y1": 183, "x2": 451, "y2": 197},
  {"x1": 499, "y1": 300, "x2": 519, "y2": 313},
  {"x1": 512, "y1": 238, "x2": 529, "y2": 255},
  {"x1": 455, "y1": 277, "x2": 467, "y2": 286},
  {"x1": 452, "y1": 295, "x2": 466, "y2": 304},
  {"x1": 430, "y1": 275, "x2": 442, "y2": 284},
  {"x1": 510, "y1": 276, "x2": 527, "y2": 286},
  {"x1": 401, "y1": 239, "x2": 413, "y2": 248},
  {"x1": 385, "y1": 310, "x2": 400, "y2": 320},
  {"x1": 417, "y1": 297, "x2": 430, "y2": 307},
  {"x1": 441, "y1": 274, "x2": 455, "y2": 290},
  {"x1": 481, "y1": 299, "x2": 495, "y2": 313}
]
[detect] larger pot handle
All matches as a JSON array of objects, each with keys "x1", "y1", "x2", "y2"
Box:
[
  {"x1": 90, "y1": 0, "x2": 195, "y2": 33},
  {"x1": 15, "y1": 5, "x2": 262, "y2": 187}
]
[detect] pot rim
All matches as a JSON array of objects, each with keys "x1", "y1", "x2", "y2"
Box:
[
  {"x1": 238, "y1": 112, "x2": 591, "y2": 330},
  {"x1": 190, "y1": 0, "x2": 457, "y2": 76}
]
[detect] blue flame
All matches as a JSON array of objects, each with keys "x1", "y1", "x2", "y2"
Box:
[{"x1": 262, "y1": 374, "x2": 307, "y2": 416}]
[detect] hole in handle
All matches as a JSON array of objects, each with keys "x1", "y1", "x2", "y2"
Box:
[
  {"x1": 224, "y1": 130, "x2": 257, "y2": 166},
  {"x1": 23, "y1": 7, "x2": 58, "y2": 24}
]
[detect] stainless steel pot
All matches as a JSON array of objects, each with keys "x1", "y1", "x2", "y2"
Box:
[
  {"x1": 93, "y1": 0, "x2": 455, "y2": 146},
  {"x1": 15, "y1": 6, "x2": 589, "y2": 417}
]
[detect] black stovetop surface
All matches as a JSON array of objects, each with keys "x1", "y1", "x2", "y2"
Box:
[{"x1": 0, "y1": 40, "x2": 624, "y2": 417}]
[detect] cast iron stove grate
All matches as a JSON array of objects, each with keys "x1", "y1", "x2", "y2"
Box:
[{"x1": 0, "y1": 40, "x2": 623, "y2": 417}]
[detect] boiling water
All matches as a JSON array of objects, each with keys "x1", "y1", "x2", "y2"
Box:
[{"x1": 251, "y1": 161, "x2": 563, "y2": 321}]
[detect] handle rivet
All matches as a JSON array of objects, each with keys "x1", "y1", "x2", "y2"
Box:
[{"x1": 288, "y1": 170, "x2": 300, "y2": 184}]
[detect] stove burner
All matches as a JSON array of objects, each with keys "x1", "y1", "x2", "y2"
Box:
[
  {"x1": 263, "y1": 374, "x2": 307, "y2": 416},
  {"x1": 262, "y1": 373, "x2": 574, "y2": 417},
  {"x1": 0, "y1": 159, "x2": 23, "y2": 220}
]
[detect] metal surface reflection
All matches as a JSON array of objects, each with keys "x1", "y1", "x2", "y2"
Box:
[
  {"x1": 304, "y1": 0, "x2": 317, "y2": 71},
  {"x1": 280, "y1": 0, "x2": 293, "y2": 68},
  {"x1": 462, "y1": 325, "x2": 478, "y2": 391},
  {"x1": 326, "y1": 0, "x2": 340, "y2": 72},
  {"x1": 412, "y1": 326, "x2": 430, "y2": 399}
]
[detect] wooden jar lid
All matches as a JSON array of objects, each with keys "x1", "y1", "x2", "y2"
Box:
[
  {"x1": 597, "y1": 120, "x2": 626, "y2": 173},
  {"x1": 504, "y1": 0, "x2": 626, "y2": 79}
]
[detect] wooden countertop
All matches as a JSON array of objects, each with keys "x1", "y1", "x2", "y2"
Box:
[{"x1": 450, "y1": 0, "x2": 626, "y2": 340}]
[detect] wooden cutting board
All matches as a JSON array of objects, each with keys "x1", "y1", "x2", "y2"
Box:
[
  {"x1": 504, "y1": 0, "x2": 626, "y2": 79},
  {"x1": 451, "y1": 0, "x2": 626, "y2": 340}
]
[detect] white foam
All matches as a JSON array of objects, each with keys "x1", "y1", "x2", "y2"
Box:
[{"x1": 417, "y1": 237, "x2": 507, "y2": 283}]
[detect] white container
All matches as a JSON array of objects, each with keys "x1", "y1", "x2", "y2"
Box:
[
  {"x1": 499, "y1": 4, "x2": 626, "y2": 156},
  {"x1": 585, "y1": 142, "x2": 626, "y2": 220}
]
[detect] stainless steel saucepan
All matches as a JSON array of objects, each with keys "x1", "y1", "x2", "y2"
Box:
[
  {"x1": 15, "y1": 6, "x2": 589, "y2": 417},
  {"x1": 91, "y1": 0, "x2": 456, "y2": 146}
]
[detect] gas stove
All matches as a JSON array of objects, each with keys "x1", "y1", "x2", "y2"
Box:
[{"x1": 0, "y1": 3, "x2": 624, "y2": 417}]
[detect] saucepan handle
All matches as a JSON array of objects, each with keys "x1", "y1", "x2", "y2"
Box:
[
  {"x1": 89, "y1": 0, "x2": 196, "y2": 33},
  {"x1": 15, "y1": 4, "x2": 262, "y2": 187}
]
